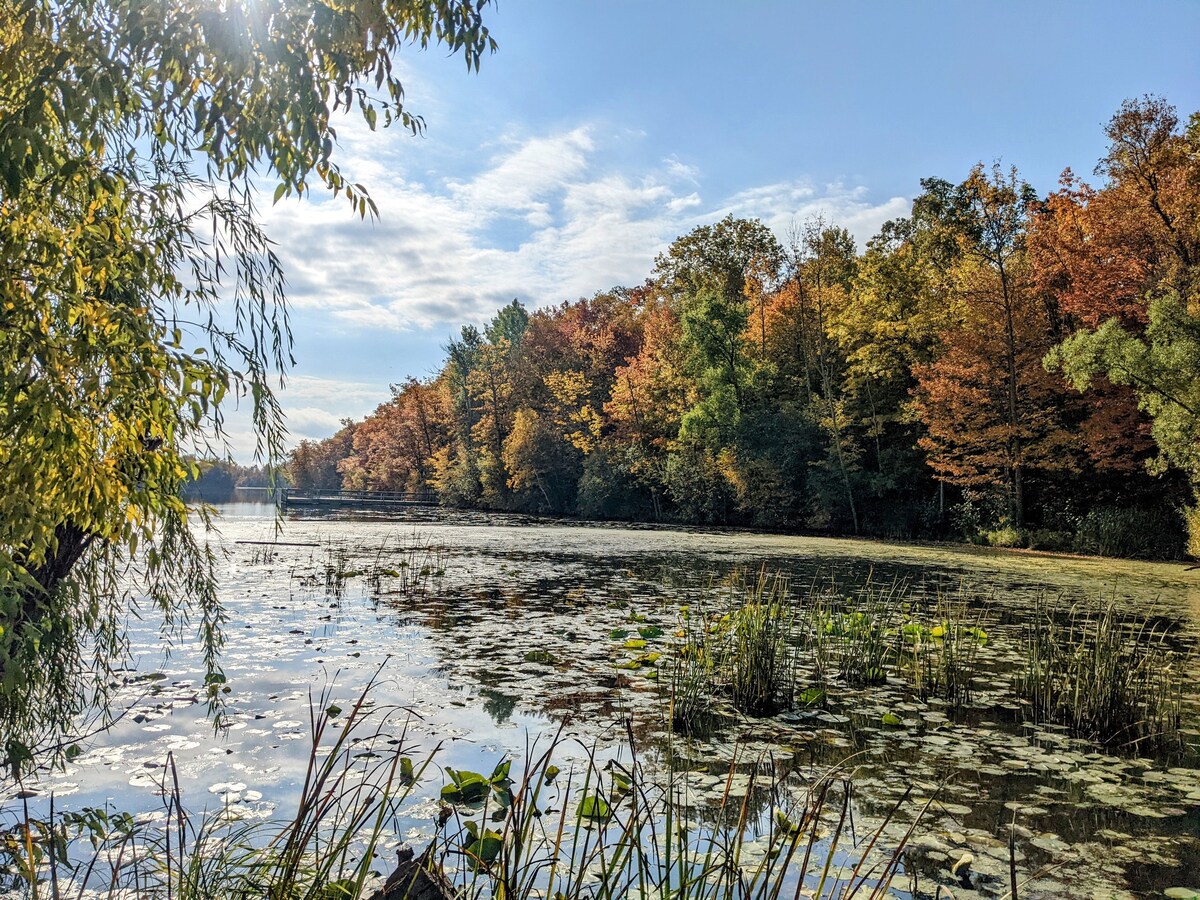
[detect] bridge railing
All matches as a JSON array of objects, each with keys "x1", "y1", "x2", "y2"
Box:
[{"x1": 281, "y1": 488, "x2": 439, "y2": 505}]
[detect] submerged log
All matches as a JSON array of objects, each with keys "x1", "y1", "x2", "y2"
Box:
[{"x1": 366, "y1": 846, "x2": 458, "y2": 900}]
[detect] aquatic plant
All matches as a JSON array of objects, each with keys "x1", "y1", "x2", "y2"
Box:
[
  {"x1": 898, "y1": 594, "x2": 989, "y2": 707},
  {"x1": 724, "y1": 570, "x2": 797, "y2": 716},
  {"x1": 435, "y1": 727, "x2": 931, "y2": 900},
  {"x1": 807, "y1": 581, "x2": 901, "y2": 688},
  {"x1": 323, "y1": 544, "x2": 357, "y2": 599},
  {"x1": 664, "y1": 604, "x2": 722, "y2": 735},
  {"x1": 5, "y1": 714, "x2": 937, "y2": 900},
  {"x1": 1016, "y1": 602, "x2": 1185, "y2": 750},
  {"x1": 366, "y1": 538, "x2": 449, "y2": 598},
  {"x1": 308, "y1": 534, "x2": 449, "y2": 602},
  {"x1": 2, "y1": 670, "x2": 430, "y2": 899},
  {"x1": 664, "y1": 569, "x2": 799, "y2": 729},
  {"x1": 248, "y1": 544, "x2": 278, "y2": 565}
]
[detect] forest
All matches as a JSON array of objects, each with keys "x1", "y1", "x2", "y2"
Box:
[{"x1": 287, "y1": 97, "x2": 1200, "y2": 560}]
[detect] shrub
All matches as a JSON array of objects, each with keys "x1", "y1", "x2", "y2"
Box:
[
  {"x1": 1184, "y1": 496, "x2": 1200, "y2": 560},
  {"x1": 1025, "y1": 528, "x2": 1074, "y2": 552},
  {"x1": 1073, "y1": 505, "x2": 1186, "y2": 559},
  {"x1": 983, "y1": 524, "x2": 1025, "y2": 548}
]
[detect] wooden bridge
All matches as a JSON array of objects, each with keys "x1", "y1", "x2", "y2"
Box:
[{"x1": 279, "y1": 488, "x2": 439, "y2": 512}]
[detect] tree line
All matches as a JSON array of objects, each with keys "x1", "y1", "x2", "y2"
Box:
[{"x1": 289, "y1": 97, "x2": 1200, "y2": 560}]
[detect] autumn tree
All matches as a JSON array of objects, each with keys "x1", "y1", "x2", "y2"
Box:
[
  {"x1": 1042, "y1": 98, "x2": 1200, "y2": 552},
  {"x1": 912, "y1": 165, "x2": 1079, "y2": 529},
  {"x1": 288, "y1": 423, "x2": 358, "y2": 492},
  {"x1": 604, "y1": 298, "x2": 692, "y2": 519},
  {"x1": 341, "y1": 378, "x2": 448, "y2": 492},
  {"x1": 780, "y1": 220, "x2": 863, "y2": 531}
]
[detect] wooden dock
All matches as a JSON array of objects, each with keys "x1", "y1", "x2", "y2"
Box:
[{"x1": 280, "y1": 489, "x2": 439, "y2": 512}]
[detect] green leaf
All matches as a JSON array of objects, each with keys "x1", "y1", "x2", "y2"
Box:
[
  {"x1": 577, "y1": 794, "x2": 611, "y2": 820},
  {"x1": 442, "y1": 768, "x2": 489, "y2": 803}
]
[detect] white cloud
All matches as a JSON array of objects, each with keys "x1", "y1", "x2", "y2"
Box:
[
  {"x1": 241, "y1": 121, "x2": 915, "y2": 459},
  {"x1": 262, "y1": 122, "x2": 911, "y2": 336},
  {"x1": 283, "y1": 375, "x2": 382, "y2": 407},
  {"x1": 446, "y1": 127, "x2": 594, "y2": 225},
  {"x1": 663, "y1": 155, "x2": 700, "y2": 184},
  {"x1": 714, "y1": 180, "x2": 911, "y2": 250}
]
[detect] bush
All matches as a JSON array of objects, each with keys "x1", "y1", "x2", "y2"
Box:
[
  {"x1": 1184, "y1": 496, "x2": 1200, "y2": 560},
  {"x1": 1073, "y1": 505, "x2": 1186, "y2": 559},
  {"x1": 983, "y1": 524, "x2": 1025, "y2": 548},
  {"x1": 1025, "y1": 528, "x2": 1074, "y2": 552}
]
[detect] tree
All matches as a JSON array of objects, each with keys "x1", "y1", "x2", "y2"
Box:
[
  {"x1": 911, "y1": 165, "x2": 1078, "y2": 529},
  {"x1": 654, "y1": 215, "x2": 782, "y2": 305},
  {"x1": 288, "y1": 424, "x2": 357, "y2": 492},
  {"x1": 1042, "y1": 99, "x2": 1200, "y2": 552},
  {"x1": 1050, "y1": 294, "x2": 1200, "y2": 482},
  {"x1": 340, "y1": 378, "x2": 448, "y2": 492},
  {"x1": 0, "y1": 0, "x2": 495, "y2": 761},
  {"x1": 786, "y1": 220, "x2": 862, "y2": 532}
]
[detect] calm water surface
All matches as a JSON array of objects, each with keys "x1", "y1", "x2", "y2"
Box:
[{"x1": 11, "y1": 505, "x2": 1200, "y2": 898}]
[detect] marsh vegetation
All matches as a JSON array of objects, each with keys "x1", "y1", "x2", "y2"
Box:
[{"x1": 1, "y1": 512, "x2": 1197, "y2": 899}]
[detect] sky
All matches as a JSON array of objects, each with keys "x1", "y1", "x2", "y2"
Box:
[{"x1": 230, "y1": 0, "x2": 1200, "y2": 460}]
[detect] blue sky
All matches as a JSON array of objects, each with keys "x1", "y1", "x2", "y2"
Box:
[{"x1": 236, "y1": 0, "x2": 1200, "y2": 460}]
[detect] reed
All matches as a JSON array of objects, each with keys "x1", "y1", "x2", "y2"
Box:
[
  {"x1": 3, "y1": 668, "x2": 430, "y2": 899},
  {"x1": 438, "y1": 724, "x2": 929, "y2": 900},
  {"x1": 665, "y1": 569, "x2": 798, "y2": 731},
  {"x1": 898, "y1": 593, "x2": 988, "y2": 708},
  {"x1": 5, "y1": 713, "x2": 935, "y2": 900},
  {"x1": 724, "y1": 570, "x2": 797, "y2": 717},
  {"x1": 807, "y1": 580, "x2": 901, "y2": 688},
  {"x1": 1016, "y1": 602, "x2": 1184, "y2": 750}
]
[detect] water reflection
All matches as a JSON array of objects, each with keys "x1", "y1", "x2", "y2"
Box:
[{"x1": 12, "y1": 506, "x2": 1200, "y2": 899}]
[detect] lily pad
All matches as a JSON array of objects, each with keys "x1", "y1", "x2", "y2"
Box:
[{"x1": 577, "y1": 794, "x2": 611, "y2": 819}]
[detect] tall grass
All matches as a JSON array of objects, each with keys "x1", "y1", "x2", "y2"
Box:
[
  {"x1": 1016, "y1": 602, "x2": 1184, "y2": 750},
  {"x1": 808, "y1": 582, "x2": 900, "y2": 688},
  {"x1": 666, "y1": 604, "x2": 720, "y2": 735},
  {"x1": 436, "y1": 725, "x2": 929, "y2": 900},
  {"x1": 725, "y1": 571, "x2": 797, "y2": 717},
  {"x1": 1072, "y1": 505, "x2": 1186, "y2": 559},
  {"x1": 5, "y1": 720, "x2": 933, "y2": 900},
  {"x1": 313, "y1": 534, "x2": 448, "y2": 601},
  {"x1": 897, "y1": 593, "x2": 988, "y2": 708},
  {"x1": 3, "y1": 669, "x2": 431, "y2": 899},
  {"x1": 365, "y1": 537, "x2": 448, "y2": 598},
  {"x1": 665, "y1": 570, "x2": 798, "y2": 731}
]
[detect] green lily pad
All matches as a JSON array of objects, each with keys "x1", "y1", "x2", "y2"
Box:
[{"x1": 577, "y1": 794, "x2": 611, "y2": 819}]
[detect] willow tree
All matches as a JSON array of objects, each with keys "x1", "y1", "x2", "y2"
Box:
[{"x1": 0, "y1": 0, "x2": 494, "y2": 767}]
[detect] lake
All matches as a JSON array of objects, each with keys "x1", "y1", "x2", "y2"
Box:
[{"x1": 12, "y1": 504, "x2": 1200, "y2": 899}]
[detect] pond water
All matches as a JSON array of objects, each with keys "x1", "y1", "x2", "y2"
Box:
[{"x1": 9, "y1": 505, "x2": 1200, "y2": 899}]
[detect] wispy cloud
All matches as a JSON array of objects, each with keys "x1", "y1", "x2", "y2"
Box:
[{"x1": 263, "y1": 121, "x2": 910, "y2": 334}]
